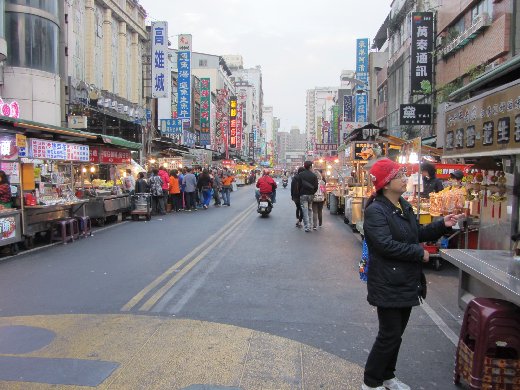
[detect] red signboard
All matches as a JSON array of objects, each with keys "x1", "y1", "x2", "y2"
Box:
[
  {"x1": 90, "y1": 147, "x2": 131, "y2": 164},
  {"x1": 229, "y1": 96, "x2": 237, "y2": 148},
  {"x1": 403, "y1": 163, "x2": 472, "y2": 179}
]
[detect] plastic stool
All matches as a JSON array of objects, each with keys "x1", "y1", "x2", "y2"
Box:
[
  {"x1": 75, "y1": 216, "x2": 92, "y2": 237},
  {"x1": 454, "y1": 298, "x2": 520, "y2": 389},
  {"x1": 51, "y1": 219, "x2": 76, "y2": 244}
]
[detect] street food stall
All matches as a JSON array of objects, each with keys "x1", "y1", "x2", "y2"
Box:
[
  {"x1": 75, "y1": 137, "x2": 141, "y2": 226},
  {"x1": 439, "y1": 79, "x2": 520, "y2": 310}
]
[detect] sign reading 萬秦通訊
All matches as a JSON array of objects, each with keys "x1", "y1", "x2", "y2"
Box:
[
  {"x1": 444, "y1": 81, "x2": 520, "y2": 156},
  {"x1": 151, "y1": 21, "x2": 169, "y2": 99},
  {"x1": 410, "y1": 12, "x2": 433, "y2": 96},
  {"x1": 400, "y1": 104, "x2": 432, "y2": 125}
]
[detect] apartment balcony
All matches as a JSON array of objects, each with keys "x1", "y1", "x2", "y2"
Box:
[{"x1": 438, "y1": 13, "x2": 492, "y2": 60}]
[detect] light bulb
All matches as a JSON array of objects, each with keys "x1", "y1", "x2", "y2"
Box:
[{"x1": 90, "y1": 166, "x2": 96, "y2": 173}]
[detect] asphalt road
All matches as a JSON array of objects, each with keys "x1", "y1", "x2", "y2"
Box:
[{"x1": 0, "y1": 184, "x2": 465, "y2": 389}]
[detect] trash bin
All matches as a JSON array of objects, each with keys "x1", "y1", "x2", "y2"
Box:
[{"x1": 329, "y1": 194, "x2": 338, "y2": 214}]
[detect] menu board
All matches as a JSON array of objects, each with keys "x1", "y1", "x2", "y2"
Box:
[{"x1": 29, "y1": 139, "x2": 89, "y2": 162}]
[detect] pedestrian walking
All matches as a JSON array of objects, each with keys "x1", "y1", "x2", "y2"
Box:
[
  {"x1": 221, "y1": 168, "x2": 234, "y2": 206},
  {"x1": 182, "y1": 167, "x2": 198, "y2": 211},
  {"x1": 291, "y1": 167, "x2": 304, "y2": 228},
  {"x1": 148, "y1": 169, "x2": 164, "y2": 215},
  {"x1": 312, "y1": 170, "x2": 326, "y2": 230},
  {"x1": 197, "y1": 168, "x2": 213, "y2": 209},
  {"x1": 169, "y1": 170, "x2": 182, "y2": 212},
  {"x1": 296, "y1": 161, "x2": 318, "y2": 232},
  {"x1": 361, "y1": 158, "x2": 462, "y2": 390},
  {"x1": 178, "y1": 168, "x2": 186, "y2": 210},
  {"x1": 158, "y1": 166, "x2": 170, "y2": 214},
  {"x1": 212, "y1": 169, "x2": 222, "y2": 206}
]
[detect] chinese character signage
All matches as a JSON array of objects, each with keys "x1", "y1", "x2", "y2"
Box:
[
  {"x1": 355, "y1": 94, "x2": 368, "y2": 123},
  {"x1": 343, "y1": 95, "x2": 354, "y2": 122},
  {"x1": 444, "y1": 81, "x2": 520, "y2": 155},
  {"x1": 183, "y1": 130, "x2": 196, "y2": 147},
  {"x1": 249, "y1": 132, "x2": 255, "y2": 158},
  {"x1": 29, "y1": 139, "x2": 89, "y2": 161},
  {"x1": 160, "y1": 119, "x2": 183, "y2": 135},
  {"x1": 151, "y1": 21, "x2": 169, "y2": 98},
  {"x1": 236, "y1": 103, "x2": 243, "y2": 151},
  {"x1": 216, "y1": 89, "x2": 229, "y2": 154},
  {"x1": 229, "y1": 97, "x2": 237, "y2": 149},
  {"x1": 200, "y1": 78, "x2": 211, "y2": 146},
  {"x1": 0, "y1": 216, "x2": 16, "y2": 240},
  {"x1": 315, "y1": 143, "x2": 338, "y2": 151},
  {"x1": 356, "y1": 38, "x2": 369, "y2": 84},
  {"x1": 0, "y1": 135, "x2": 18, "y2": 160},
  {"x1": 400, "y1": 104, "x2": 432, "y2": 125},
  {"x1": 90, "y1": 147, "x2": 131, "y2": 164},
  {"x1": 177, "y1": 50, "x2": 191, "y2": 121},
  {"x1": 411, "y1": 12, "x2": 433, "y2": 96},
  {"x1": 332, "y1": 105, "x2": 339, "y2": 144},
  {"x1": 178, "y1": 34, "x2": 192, "y2": 51}
]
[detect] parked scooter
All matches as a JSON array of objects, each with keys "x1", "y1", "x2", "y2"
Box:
[
  {"x1": 257, "y1": 193, "x2": 273, "y2": 217},
  {"x1": 282, "y1": 178, "x2": 288, "y2": 188}
]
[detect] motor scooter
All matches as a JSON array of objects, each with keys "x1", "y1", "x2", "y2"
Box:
[
  {"x1": 282, "y1": 178, "x2": 288, "y2": 189},
  {"x1": 257, "y1": 193, "x2": 273, "y2": 217}
]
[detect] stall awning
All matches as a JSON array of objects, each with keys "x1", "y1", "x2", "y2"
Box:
[
  {"x1": 99, "y1": 135, "x2": 142, "y2": 150},
  {"x1": 1, "y1": 117, "x2": 98, "y2": 139},
  {"x1": 378, "y1": 135, "x2": 443, "y2": 157}
]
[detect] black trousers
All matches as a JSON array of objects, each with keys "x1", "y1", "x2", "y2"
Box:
[
  {"x1": 185, "y1": 191, "x2": 196, "y2": 209},
  {"x1": 294, "y1": 200, "x2": 303, "y2": 222},
  {"x1": 363, "y1": 306, "x2": 412, "y2": 387}
]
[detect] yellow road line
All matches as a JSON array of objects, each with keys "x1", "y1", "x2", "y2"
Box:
[
  {"x1": 121, "y1": 204, "x2": 254, "y2": 312},
  {"x1": 138, "y1": 207, "x2": 254, "y2": 312}
]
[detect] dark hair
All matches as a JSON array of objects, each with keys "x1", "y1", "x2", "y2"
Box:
[
  {"x1": 138, "y1": 172, "x2": 145, "y2": 179},
  {"x1": 297, "y1": 166, "x2": 305, "y2": 173},
  {"x1": 365, "y1": 189, "x2": 383, "y2": 210},
  {"x1": 152, "y1": 168, "x2": 159, "y2": 175},
  {"x1": 126, "y1": 169, "x2": 132, "y2": 174},
  {"x1": 304, "y1": 161, "x2": 313, "y2": 169},
  {"x1": 0, "y1": 170, "x2": 9, "y2": 185},
  {"x1": 421, "y1": 162, "x2": 436, "y2": 178}
]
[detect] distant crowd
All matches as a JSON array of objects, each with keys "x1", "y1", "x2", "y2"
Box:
[{"x1": 123, "y1": 167, "x2": 253, "y2": 214}]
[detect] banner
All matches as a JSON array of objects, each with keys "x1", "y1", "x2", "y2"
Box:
[
  {"x1": 200, "y1": 78, "x2": 211, "y2": 146},
  {"x1": 355, "y1": 94, "x2": 368, "y2": 123},
  {"x1": 29, "y1": 139, "x2": 89, "y2": 162},
  {"x1": 411, "y1": 12, "x2": 434, "y2": 95},
  {"x1": 400, "y1": 104, "x2": 432, "y2": 125},
  {"x1": 249, "y1": 132, "x2": 254, "y2": 159},
  {"x1": 332, "y1": 105, "x2": 339, "y2": 144},
  {"x1": 229, "y1": 96, "x2": 237, "y2": 148},
  {"x1": 216, "y1": 89, "x2": 229, "y2": 154},
  {"x1": 236, "y1": 103, "x2": 243, "y2": 151},
  {"x1": 343, "y1": 95, "x2": 354, "y2": 122},
  {"x1": 151, "y1": 21, "x2": 169, "y2": 98}
]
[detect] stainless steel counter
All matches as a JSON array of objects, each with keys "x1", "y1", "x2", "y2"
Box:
[{"x1": 440, "y1": 249, "x2": 520, "y2": 308}]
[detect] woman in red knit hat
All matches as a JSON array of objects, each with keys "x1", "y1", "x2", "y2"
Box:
[{"x1": 361, "y1": 158, "x2": 462, "y2": 390}]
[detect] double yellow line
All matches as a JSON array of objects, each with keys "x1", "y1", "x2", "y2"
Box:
[{"x1": 121, "y1": 204, "x2": 255, "y2": 312}]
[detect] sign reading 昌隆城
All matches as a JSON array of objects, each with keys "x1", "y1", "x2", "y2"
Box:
[
  {"x1": 151, "y1": 21, "x2": 169, "y2": 99},
  {"x1": 410, "y1": 12, "x2": 434, "y2": 95},
  {"x1": 444, "y1": 81, "x2": 520, "y2": 155}
]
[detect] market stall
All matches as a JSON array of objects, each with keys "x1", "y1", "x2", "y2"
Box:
[
  {"x1": 439, "y1": 79, "x2": 520, "y2": 309},
  {"x1": 75, "y1": 140, "x2": 140, "y2": 226}
]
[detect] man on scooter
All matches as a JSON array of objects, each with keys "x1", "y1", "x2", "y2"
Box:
[{"x1": 256, "y1": 169, "x2": 277, "y2": 204}]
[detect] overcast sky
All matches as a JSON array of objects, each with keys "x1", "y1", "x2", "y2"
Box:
[{"x1": 139, "y1": 0, "x2": 390, "y2": 133}]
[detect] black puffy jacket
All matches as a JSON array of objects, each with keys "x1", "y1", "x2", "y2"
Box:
[{"x1": 363, "y1": 195, "x2": 449, "y2": 308}]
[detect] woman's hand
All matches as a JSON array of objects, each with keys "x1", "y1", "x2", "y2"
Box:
[
  {"x1": 444, "y1": 214, "x2": 464, "y2": 227},
  {"x1": 422, "y1": 250, "x2": 430, "y2": 263}
]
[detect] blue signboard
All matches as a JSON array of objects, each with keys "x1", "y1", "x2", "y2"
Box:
[
  {"x1": 355, "y1": 94, "x2": 368, "y2": 123},
  {"x1": 200, "y1": 132, "x2": 211, "y2": 146},
  {"x1": 151, "y1": 22, "x2": 169, "y2": 98},
  {"x1": 356, "y1": 38, "x2": 369, "y2": 84},
  {"x1": 160, "y1": 119, "x2": 183, "y2": 135},
  {"x1": 343, "y1": 95, "x2": 354, "y2": 122},
  {"x1": 177, "y1": 51, "x2": 191, "y2": 121},
  {"x1": 183, "y1": 130, "x2": 196, "y2": 147}
]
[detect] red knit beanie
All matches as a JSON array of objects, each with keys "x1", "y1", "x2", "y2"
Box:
[{"x1": 369, "y1": 158, "x2": 401, "y2": 191}]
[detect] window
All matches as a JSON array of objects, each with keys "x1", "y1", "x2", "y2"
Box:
[
  {"x1": 199, "y1": 59, "x2": 207, "y2": 67},
  {"x1": 471, "y1": 0, "x2": 493, "y2": 22},
  {"x1": 7, "y1": 0, "x2": 58, "y2": 16}
]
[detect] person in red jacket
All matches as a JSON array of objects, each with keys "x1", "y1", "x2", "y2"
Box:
[
  {"x1": 158, "y1": 167, "x2": 170, "y2": 214},
  {"x1": 255, "y1": 169, "x2": 277, "y2": 203}
]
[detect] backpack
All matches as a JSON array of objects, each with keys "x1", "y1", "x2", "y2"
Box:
[
  {"x1": 149, "y1": 176, "x2": 163, "y2": 196},
  {"x1": 313, "y1": 181, "x2": 325, "y2": 202}
]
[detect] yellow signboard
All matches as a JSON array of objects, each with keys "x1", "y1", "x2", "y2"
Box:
[{"x1": 16, "y1": 134, "x2": 26, "y2": 148}]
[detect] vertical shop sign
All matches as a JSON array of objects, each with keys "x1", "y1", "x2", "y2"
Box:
[
  {"x1": 356, "y1": 38, "x2": 369, "y2": 84},
  {"x1": 249, "y1": 132, "x2": 255, "y2": 158},
  {"x1": 229, "y1": 96, "x2": 237, "y2": 148},
  {"x1": 216, "y1": 89, "x2": 229, "y2": 154},
  {"x1": 200, "y1": 78, "x2": 211, "y2": 146},
  {"x1": 343, "y1": 95, "x2": 354, "y2": 122},
  {"x1": 332, "y1": 105, "x2": 339, "y2": 144},
  {"x1": 177, "y1": 34, "x2": 192, "y2": 122},
  {"x1": 356, "y1": 94, "x2": 368, "y2": 123},
  {"x1": 236, "y1": 103, "x2": 243, "y2": 151},
  {"x1": 410, "y1": 12, "x2": 433, "y2": 95},
  {"x1": 151, "y1": 21, "x2": 169, "y2": 98}
]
